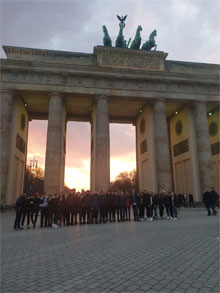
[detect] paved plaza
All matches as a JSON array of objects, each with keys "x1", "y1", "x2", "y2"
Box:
[{"x1": 1, "y1": 209, "x2": 219, "y2": 293}]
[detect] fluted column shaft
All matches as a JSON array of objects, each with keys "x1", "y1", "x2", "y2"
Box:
[
  {"x1": 44, "y1": 93, "x2": 66, "y2": 194},
  {"x1": 153, "y1": 100, "x2": 172, "y2": 191},
  {"x1": 91, "y1": 96, "x2": 110, "y2": 192},
  {"x1": 193, "y1": 102, "x2": 215, "y2": 193},
  {"x1": 0, "y1": 90, "x2": 15, "y2": 205}
]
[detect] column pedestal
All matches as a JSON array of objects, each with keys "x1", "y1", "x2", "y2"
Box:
[{"x1": 44, "y1": 93, "x2": 66, "y2": 194}]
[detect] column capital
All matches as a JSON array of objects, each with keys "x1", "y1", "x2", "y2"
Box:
[
  {"x1": 192, "y1": 100, "x2": 206, "y2": 107},
  {"x1": 48, "y1": 92, "x2": 64, "y2": 99},
  {"x1": 0, "y1": 89, "x2": 16, "y2": 97},
  {"x1": 94, "y1": 95, "x2": 110, "y2": 102},
  {"x1": 152, "y1": 99, "x2": 167, "y2": 113},
  {"x1": 151, "y1": 98, "x2": 168, "y2": 108},
  {"x1": 152, "y1": 97, "x2": 168, "y2": 103}
]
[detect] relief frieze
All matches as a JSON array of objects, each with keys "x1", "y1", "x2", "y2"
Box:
[
  {"x1": 1, "y1": 69, "x2": 219, "y2": 96},
  {"x1": 97, "y1": 51, "x2": 163, "y2": 71}
]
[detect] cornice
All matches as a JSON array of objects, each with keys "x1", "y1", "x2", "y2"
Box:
[
  {"x1": 3, "y1": 45, "x2": 93, "y2": 59},
  {"x1": 1, "y1": 59, "x2": 219, "y2": 85},
  {"x1": 1, "y1": 45, "x2": 219, "y2": 80}
]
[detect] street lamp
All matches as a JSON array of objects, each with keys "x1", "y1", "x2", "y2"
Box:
[
  {"x1": 30, "y1": 157, "x2": 38, "y2": 169},
  {"x1": 29, "y1": 157, "x2": 38, "y2": 193}
]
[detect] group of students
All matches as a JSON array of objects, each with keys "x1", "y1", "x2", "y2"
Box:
[
  {"x1": 13, "y1": 189, "x2": 187, "y2": 230},
  {"x1": 13, "y1": 188, "x2": 218, "y2": 230}
]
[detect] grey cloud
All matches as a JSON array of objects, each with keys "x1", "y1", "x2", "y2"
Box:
[{"x1": 1, "y1": 0, "x2": 219, "y2": 62}]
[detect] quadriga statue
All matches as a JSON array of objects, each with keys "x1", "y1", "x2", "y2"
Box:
[
  {"x1": 102, "y1": 25, "x2": 112, "y2": 47},
  {"x1": 130, "y1": 25, "x2": 143, "y2": 50},
  {"x1": 141, "y1": 29, "x2": 157, "y2": 51}
]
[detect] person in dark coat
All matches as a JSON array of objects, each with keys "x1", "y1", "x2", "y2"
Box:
[
  {"x1": 182, "y1": 193, "x2": 187, "y2": 208},
  {"x1": 61, "y1": 193, "x2": 70, "y2": 225},
  {"x1": 152, "y1": 193, "x2": 159, "y2": 219},
  {"x1": 20, "y1": 193, "x2": 31, "y2": 228},
  {"x1": 203, "y1": 188, "x2": 218, "y2": 216},
  {"x1": 51, "y1": 194, "x2": 60, "y2": 227},
  {"x1": 107, "y1": 191, "x2": 114, "y2": 222},
  {"x1": 70, "y1": 192, "x2": 79, "y2": 225},
  {"x1": 99, "y1": 192, "x2": 106, "y2": 223},
  {"x1": 178, "y1": 193, "x2": 183, "y2": 209},
  {"x1": 203, "y1": 190, "x2": 211, "y2": 215},
  {"x1": 115, "y1": 191, "x2": 121, "y2": 222},
  {"x1": 30, "y1": 193, "x2": 41, "y2": 228},
  {"x1": 119, "y1": 191, "x2": 126, "y2": 221},
  {"x1": 158, "y1": 192, "x2": 165, "y2": 218},
  {"x1": 165, "y1": 193, "x2": 173, "y2": 219},
  {"x1": 13, "y1": 194, "x2": 25, "y2": 230},
  {"x1": 145, "y1": 192, "x2": 153, "y2": 221},
  {"x1": 91, "y1": 192, "x2": 100, "y2": 224},
  {"x1": 47, "y1": 195, "x2": 54, "y2": 227},
  {"x1": 138, "y1": 192, "x2": 145, "y2": 220},
  {"x1": 209, "y1": 188, "x2": 218, "y2": 215},
  {"x1": 110, "y1": 191, "x2": 116, "y2": 222},
  {"x1": 84, "y1": 190, "x2": 92, "y2": 224},
  {"x1": 130, "y1": 189, "x2": 139, "y2": 221},
  {"x1": 171, "y1": 192, "x2": 179, "y2": 219},
  {"x1": 125, "y1": 191, "x2": 131, "y2": 221},
  {"x1": 188, "y1": 193, "x2": 195, "y2": 208},
  {"x1": 79, "y1": 192, "x2": 87, "y2": 224}
]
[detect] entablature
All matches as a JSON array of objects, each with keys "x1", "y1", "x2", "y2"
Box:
[
  {"x1": 1, "y1": 66, "x2": 219, "y2": 102},
  {"x1": 1, "y1": 45, "x2": 219, "y2": 103}
]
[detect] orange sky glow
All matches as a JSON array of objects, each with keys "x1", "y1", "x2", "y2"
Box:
[{"x1": 27, "y1": 121, "x2": 136, "y2": 191}]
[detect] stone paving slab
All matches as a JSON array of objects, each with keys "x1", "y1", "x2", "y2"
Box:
[{"x1": 1, "y1": 209, "x2": 219, "y2": 292}]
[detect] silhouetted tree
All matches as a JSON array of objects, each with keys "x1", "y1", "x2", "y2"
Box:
[
  {"x1": 24, "y1": 166, "x2": 44, "y2": 195},
  {"x1": 110, "y1": 169, "x2": 138, "y2": 191}
]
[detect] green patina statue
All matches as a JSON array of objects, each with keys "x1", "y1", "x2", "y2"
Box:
[
  {"x1": 116, "y1": 15, "x2": 127, "y2": 27},
  {"x1": 115, "y1": 23, "x2": 126, "y2": 48},
  {"x1": 130, "y1": 25, "x2": 143, "y2": 50},
  {"x1": 102, "y1": 25, "x2": 112, "y2": 47},
  {"x1": 115, "y1": 15, "x2": 130, "y2": 48},
  {"x1": 141, "y1": 29, "x2": 157, "y2": 51},
  {"x1": 101, "y1": 15, "x2": 157, "y2": 51}
]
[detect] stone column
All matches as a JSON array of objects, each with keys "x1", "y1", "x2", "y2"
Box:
[
  {"x1": 0, "y1": 90, "x2": 15, "y2": 206},
  {"x1": 153, "y1": 99, "x2": 172, "y2": 191},
  {"x1": 91, "y1": 96, "x2": 110, "y2": 192},
  {"x1": 44, "y1": 93, "x2": 66, "y2": 194},
  {"x1": 193, "y1": 101, "x2": 215, "y2": 193}
]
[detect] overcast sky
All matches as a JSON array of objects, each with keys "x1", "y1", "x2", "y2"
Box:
[{"x1": 1, "y1": 0, "x2": 219, "y2": 189}]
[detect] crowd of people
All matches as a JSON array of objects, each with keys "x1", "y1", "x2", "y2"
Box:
[{"x1": 13, "y1": 188, "x2": 218, "y2": 230}]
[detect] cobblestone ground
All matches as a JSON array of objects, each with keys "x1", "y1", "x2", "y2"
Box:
[{"x1": 1, "y1": 209, "x2": 219, "y2": 293}]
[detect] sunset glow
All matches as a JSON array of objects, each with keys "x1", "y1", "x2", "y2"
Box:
[{"x1": 27, "y1": 121, "x2": 136, "y2": 191}]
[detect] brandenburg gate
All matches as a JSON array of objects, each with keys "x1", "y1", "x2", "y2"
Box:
[{"x1": 1, "y1": 44, "x2": 219, "y2": 206}]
